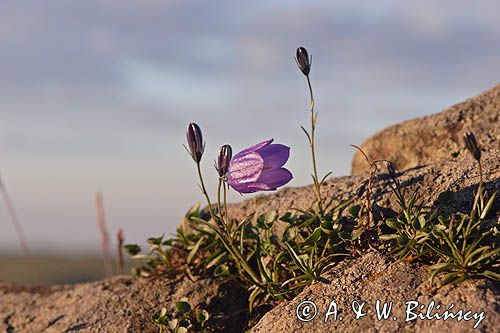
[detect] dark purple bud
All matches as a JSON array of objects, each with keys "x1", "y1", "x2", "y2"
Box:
[
  {"x1": 216, "y1": 144, "x2": 232, "y2": 177},
  {"x1": 463, "y1": 131, "x2": 481, "y2": 161},
  {"x1": 387, "y1": 161, "x2": 398, "y2": 182},
  {"x1": 186, "y1": 123, "x2": 204, "y2": 163},
  {"x1": 295, "y1": 47, "x2": 311, "y2": 76}
]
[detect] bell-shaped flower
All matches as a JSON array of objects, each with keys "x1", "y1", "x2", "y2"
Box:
[{"x1": 227, "y1": 139, "x2": 292, "y2": 194}]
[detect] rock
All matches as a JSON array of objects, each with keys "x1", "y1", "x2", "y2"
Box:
[
  {"x1": 250, "y1": 252, "x2": 499, "y2": 333},
  {"x1": 0, "y1": 276, "x2": 247, "y2": 332},
  {"x1": 351, "y1": 84, "x2": 500, "y2": 175},
  {"x1": 228, "y1": 151, "x2": 499, "y2": 237}
]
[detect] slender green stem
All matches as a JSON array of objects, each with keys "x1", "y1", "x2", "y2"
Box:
[
  {"x1": 469, "y1": 160, "x2": 483, "y2": 224},
  {"x1": 217, "y1": 178, "x2": 223, "y2": 218},
  {"x1": 478, "y1": 161, "x2": 484, "y2": 208},
  {"x1": 196, "y1": 162, "x2": 215, "y2": 221},
  {"x1": 223, "y1": 181, "x2": 229, "y2": 228},
  {"x1": 194, "y1": 166, "x2": 261, "y2": 286},
  {"x1": 306, "y1": 75, "x2": 324, "y2": 214},
  {"x1": 217, "y1": 178, "x2": 230, "y2": 236},
  {"x1": 465, "y1": 160, "x2": 484, "y2": 251},
  {"x1": 478, "y1": 161, "x2": 483, "y2": 189}
]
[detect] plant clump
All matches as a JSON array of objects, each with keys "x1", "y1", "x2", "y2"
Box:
[{"x1": 124, "y1": 48, "x2": 499, "y2": 331}]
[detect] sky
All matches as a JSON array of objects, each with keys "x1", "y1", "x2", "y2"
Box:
[{"x1": 0, "y1": 1, "x2": 499, "y2": 253}]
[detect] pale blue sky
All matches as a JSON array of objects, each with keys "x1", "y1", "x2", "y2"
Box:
[{"x1": 0, "y1": 1, "x2": 499, "y2": 252}]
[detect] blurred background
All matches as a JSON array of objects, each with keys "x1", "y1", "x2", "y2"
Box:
[{"x1": 0, "y1": 1, "x2": 499, "y2": 284}]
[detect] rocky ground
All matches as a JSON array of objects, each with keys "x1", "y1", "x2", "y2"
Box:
[{"x1": 1, "y1": 85, "x2": 499, "y2": 332}]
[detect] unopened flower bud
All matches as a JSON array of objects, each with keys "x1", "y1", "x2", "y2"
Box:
[
  {"x1": 387, "y1": 161, "x2": 398, "y2": 182},
  {"x1": 295, "y1": 47, "x2": 311, "y2": 76},
  {"x1": 186, "y1": 123, "x2": 204, "y2": 163},
  {"x1": 216, "y1": 144, "x2": 232, "y2": 177},
  {"x1": 463, "y1": 131, "x2": 481, "y2": 161}
]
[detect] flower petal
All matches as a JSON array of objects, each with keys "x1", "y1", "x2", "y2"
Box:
[
  {"x1": 227, "y1": 152, "x2": 264, "y2": 186},
  {"x1": 229, "y1": 181, "x2": 274, "y2": 194},
  {"x1": 257, "y1": 168, "x2": 293, "y2": 189},
  {"x1": 232, "y1": 139, "x2": 273, "y2": 160},
  {"x1": 258, "y1": 144, "x2": 290, "y2": 169}
]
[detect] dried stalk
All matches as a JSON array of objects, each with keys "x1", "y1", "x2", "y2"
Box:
[{"x1": 96, "y1": 191, "x2": 113, "y2": 277}]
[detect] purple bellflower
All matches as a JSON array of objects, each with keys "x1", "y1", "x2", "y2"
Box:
[{"x1": 227, "y1": 139, "x2": 293, "y2": 194}]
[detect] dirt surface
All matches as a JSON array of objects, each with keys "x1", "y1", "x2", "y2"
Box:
[
  {"x1": 1, "y1": 87, "x2": 499, "y2": 332},
  {"x1": 351, "y1": 84, "x2": 500, "y2": 175}
]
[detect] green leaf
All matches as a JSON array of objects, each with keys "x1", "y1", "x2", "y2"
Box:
[
  {"x1": 235, "y1": 213, "x2": 254, "y2": 231},
  {"x1": 152, "y1": 307, "x2": 168, "y2": 325},
  {"x1": 168, "y1": 319, "x2": 179, "y2": 330},
  {"x1": 243, "y1": 225, "x2": 259, "y2": 240},
  {"x1": 397, "y1": 234, "x2": 409, "y2": 246},
  {"x1": 428, "y1": 262, "x2": 455, "y2": 281},
  {"x1": 123, "y1": 244, "x2": 141, "y2": 256},
  {"x1": 175, "y1": 301, "x2": 192, "y2": 313},
  {"x1": 162, "y1": 239, "x2": 174, "y2": 246},
  {"x1": 418, "y1": 215, "x2": 427, "y2": 229},
  {"x1": 196, "y1": 309, "x2": 209, "y2": 323},
  {"x1": 249, "y1": 287, "x2": 264, "y2": 313},
  {"x1": 280, "y1": 212, "x2": 297, "y2": 224},
  {"x1": 433, "y1": 224, "x2": 446, "y2": 231},
  {"x1": 147, "y1": 234, "x2": 164, "y2": 245},
  {"x1": 480, "y1": 191, "x2": 497, "y2": 219},
  {"x1": 421, "y1": 226, "x2": 432, "y2": 233},
  {"x1": 320, "y1": 221, "x2": 335, "y2": 235},
  {"x1": 386, "y1": 219, "x2": 402, "y2": 230},
  {"x1": 306, "y1": 227, "x2": 322, "y2": 243},
  {"x1": 464, "y1": 246, "x2": 490, "y2": 266},
  {"x1": 301, "y1": 215, "x2": 318, "y2": 228},
  {"x1": 437, "y1": 191, "x2": 455, "y2": 205},
  {"x1": 469, "y1": 247, "x2": 500, "y2": 267},
  {"x1": 257, "y1": 211, "x2": 278, "y2": 229},
  {"x1": 187, "y1": 237, "x2": 203, "y2": 264},
  {"x1": 480, "y1": 270, "x2": 500, "y2": 281},
  {"x1": 307, "y1": 244, "x2": 316, "y2": 272},
  {"x1": 205, "y1": 251, "x2": 225, "y2": 269},
  {"x1": 348, "y1": 205, "x2": 361, "y2": 218},
  {"x1": 300, "y1": 125, "x2": 312, "y2": 144},
  {"x1": 214, "y1": 264, "x2": 230, "y2": 277},
  {"x1": 319, "y1": 171, "x2": 333, "y2": 185},
  {"x1": 338, "y1": 231, "x2": 351, "y2": 240},
  {"x1": 351, "y1": 229, "x2": 364, "y2": 240},
  {"x1": 285, "y1": 242, "x2": 308, "y2": 274},
  {"x1": 175, "y1": 319, "x2": 191, "y2": 333},
  {"x1": 256, "y1": 247, "x2": 272, "y2": 282},
  {"x1": 441, "y1": 273, "x2": 467, "y2": 286},
  {"x1": 440, "y1": 231, "x2": 461, "y2": 260},
  {"x1": 283, "y1": 227, "x2": 297, "y2": 242},
  {"x1": 185, "y1": 204, "x2": 201, "y2": 219}
]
